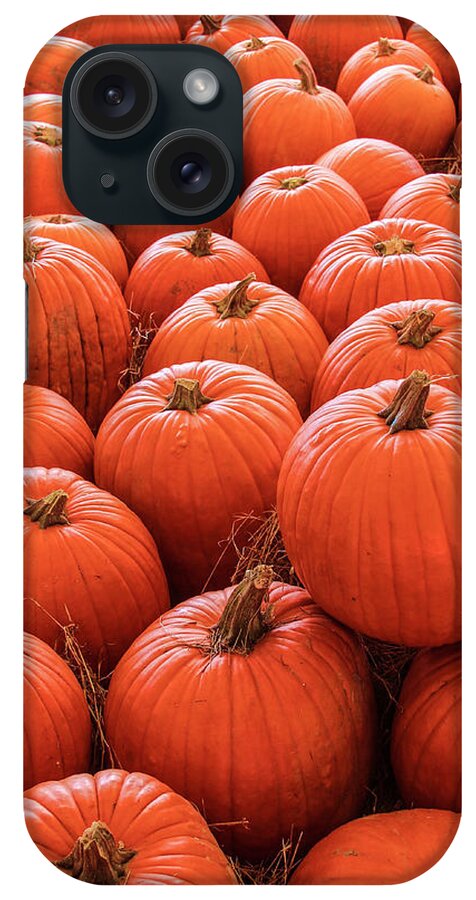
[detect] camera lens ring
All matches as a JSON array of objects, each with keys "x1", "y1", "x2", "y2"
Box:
[{"x1": 70, "y1": 51, "x2": 158, "y2": 140}]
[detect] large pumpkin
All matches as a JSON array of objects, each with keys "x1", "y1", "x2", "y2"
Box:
[
  {"x1": 380, "y1": 173, "x2": 461, "y2": 235},
  {"x1": 24, "y1": 36, "x2": 92, "y2": 95},
  {"x1": 95, "y1": 361, "x2": 302, "y2": 602},
  {"x1": 243, "y1": 59, "x2": 356, "y2": 185},
  {"x1": 143, "y1": 275, "x2": 328, "y2": 417},
  {"x1": 24, "y1": 769, "x2": 236, "y2": 885},
  {"x1": 185, "y1": 15, "x2": 282, "y2": 52},
  {"x1": 24, "y1": 632, "x2": 91, "y2": 790},
  {"x1": 124, "y1": 228, "x2": 269, "y2": 329},
  {"x1": 277, "y1": 372, "x2": 461, "y2": 647},
  {"x1": 233, "y1": 165, "x2": 370, "y2": 297},
  {"x1": 24, "y1": 466, "x2": 170, "y2": 669},
  {"x1": 225, "y1": 35, "x2": 313, "y2": 93},
  {"x1": 311, "y1": 299, "x2": 461, "y2": 410},
  {"x1": 348, "y1": 64, "x2": 456, "y2": 159},
  {"x1": 105, "y1": 570, "x2": 376, "y2": 861},
  {"x1": 24, "y1": 93, "x2": 62, "y2": 127},
  {"x1": 288, "y1": 15, "x2": 403, "y2": 89},
  {"x1": 316, "y1": 138, "x2": 425, "y2": 220},
  {"x1": 290, "y1": 809, "x2": 460, "y2": 884},
  {"x1": 391, "y1": 644, "x2": 461, "y2": 811},
  {"x1": 24, "y1": 237, "x2": 130, "y2": 432},
  {"x1": 24, "y1": 384, "x2": 95, "y2": 480},
  {"x1": 24, "y1": 123, "x2": 77, "y2": 217},
  {"x1": 406, "y1": 23, "x2": 460, "y2": 100},
  {"x1": 59, "y1": 15, "x2": 180, "y2": 45},
  {"x1": 299, "y1": 218, "x2": 462, "y2": 341},
  {"x1": 336, "y1": 37, "x2": 441, "y2": 102}
]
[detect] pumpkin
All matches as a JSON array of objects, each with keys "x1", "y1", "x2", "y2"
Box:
[
  {"x1": 25, "y1": 36, "x2": 92, "y2": 95},
  {"x1": 105, "y1": 569, "x2": 376, "y2": 861},
  {"x1": 24, "y1": 122, "x2": 77, "y2": 217},
  {"x1": 290, "y1": 809, "x2": 460, "y2": 884},
  {"x1": 94, "y1": 361, "x2": 302, "y2": 602},
  {"x1": 453, "y1": 121, "x2": 462, "y2": 156},
  {"x1": 243, "y1": 59, "x2": 356, "y2": 185},
  {"x1": 225, "y1": 35, "x2": 312, "y2": 93},
  {"x1": 124, "y1": 228, "x2": 269, "y2": 329},
  {"x1": 143, "y1": 275, "x2": 328, "y2": 417},
  {"x1": 380, "y1": 173, "x2": 461, "y2": 235},
  {"x1": 24, "y1": 93, "x2": 62, "y2": 127},
  {"x1": 348, "y1": 65, "x2": 456, "y2": 159},
  {"x1": 299, "y1": 218, "x2": 462, "y2": 341},
  {"x1": 311, "y1": 300, "x2": 461, "y2": 410},
  {"x1": 24, "y1": 215, "x2": 129, "y2": 289},
  {"x1": 288, "y1": 15, "x2": 403, "y2": 89},
  {"x1": 176, "y1": 15, "x2": 203, "y2": 39},
  {"x1": 24, "y1": 384, "x2": 95, "y2": 480},
  {"x1": 316, "y1": 138, "x2": 425, "y2": 220},
  {"x1": 24, "y1": 632, "x2": 91, "y2": 790},
  {"x1": 24, "y1": 769, "x2": 236, "y2": 885},
  {"x1": 24, "y1": 236, "x2": 130, "y2": 432},
  {"x1": 406, "y1": 23, "x2": 460, "y2": 100},
  {"x1": 185, "y1": 15, "x2": 282, "y2": 52},
  {"x1": 24, "y1": 466, "x2": 169, "y2": 669},
  {"x1": 59, "y1": 15, "x2": 180, "y2": 45},
  {"x1": 233, "y1": 165, "x2": 370, "y2": 297},
  {"x1": 391, "y1": 644, "x2": 461, "y2": 812},
  {"x1": 277, "y1": 372, "x2": 461, "y2": 647},
  {"x1": 336, "y1": 37, "x2": 441, "y2": 103}
]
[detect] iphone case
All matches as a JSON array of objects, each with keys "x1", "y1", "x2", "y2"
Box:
[{"x1": 23, "y1": 13, "x2": 461, "y2": 886}]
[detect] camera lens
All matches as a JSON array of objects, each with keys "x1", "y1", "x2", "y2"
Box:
[
  {"x1": 70, "y1": 52, "x2": 157, "y2": 139},
  {"x1": 147, "y1": 130, "x2": 234, "y2": 215}
]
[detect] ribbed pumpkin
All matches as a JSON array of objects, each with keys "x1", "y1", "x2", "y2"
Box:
[
  {"x1": 24, "y1": 123, "x2": 77, "y2": 217},
  {"x1": 185, "y1": 15, "x2": 282, "y2": 51},
  {"x1": 299, "y1": 218, "x2": 462, "y2": 341},
  {"x1": 24, "y1": 632, "x2": 91, "y2": 790},
  {"x1": 176, "y1": 15, "x2": 203, "y2": 38},
  {"x1": 25, "y1": 237, "x2": 130, "y2": 432},
  {"x1": 406, "y1": 23, "x2": 460, "y2": 100},
  {"x1": 311, "y1": 300, "x2": 461, "y2": 410},
  {"x1": 59, "y1": 15, "x2": 180, "y2": 45},
  {"x1": 24, "y1": 93, "x2": 62, "y2": 127},
  {"x1": 243, "y1": 59, "x2": 356, "y2": 185},
  {"x1": 105, "y1": 570, "x2": 376, "y2": 861},
  {"x1": 288, "y1": 15, "x2": 403, "y2": 89},
  {"x1": 24, "y1": 467, "x2": 169, "y2": 669},
  {"x1": 348, "y1": 65, "x2": 456, "y2": 159},
  {"x1": 336, "y1": 37, "x2": 441, "y2": 102},
  {"x1": 380, "y1": 173, "x2": 461, "y2": 235},
  {"x1": 95, "y1": 361, "x2": 302, "y2": 602},
  {"x1": 278, "y1": 372, "x2": 461, "y2": 647},
  {"x1": 24, "y1": 770, "x2": 236, "y2": 885},
  {"x1": 225, "y1": 35, "x2": 312, "y2": 92},
  {"x1": 143, "y1": 275, "x2": 328, "y2": 417},
  {"x1": 24, "y1": 384, "x2": 95, "y2": 480},
  {"x1": 290, "y1": 809, "x2": 460, "y2": 884},
  {"x1": 391, "y1": 645, "x2": 461, "y2": 812},
  {"x1": 233, "y1": 165, "x2": 370, "y2": 297},
  {"x1": 316, "y1": 139, "x2": 425, "y2": 220},
  {"x1": 124, "y1": 228, "x2": 269, "y2": 329},
  {"x1": 24, "y1": 36, "x2": 92, "y2": 95}
]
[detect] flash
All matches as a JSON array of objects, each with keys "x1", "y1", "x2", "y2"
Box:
[{"x1": 183, "y1": 68, "x2": 220, "y2": 105}]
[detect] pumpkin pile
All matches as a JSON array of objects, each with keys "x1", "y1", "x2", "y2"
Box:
[{"x1": 23, "y1": 14, "x2": 461, "y2": 886}]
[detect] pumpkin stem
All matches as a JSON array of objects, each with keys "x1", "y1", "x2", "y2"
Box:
[
  {"x1": 374, "y1": 236, "x2": 415, "y2": 257},
  {"x1": 391, "y1": 309, "x2": 442, "y2": 348},
  {"x1": 246, "y1": 35, "x2": 266, "y2": 51},
  {"x1": 24, "y1": 489, "x2": 70, "y2": 529},
  {"x1": 375, "y1": 37, "x2": 397, "y2": 57},
  {"x1": 164, "y1": 378, "x2": 213, "y2": 413},
  {"x1": 294, "y1": 58, "x2": 319, "y2": 94},
  {"x1": 213, "y1": 273, "x2": 259, "y2": 319},
  {"x1": 32, "y1": 124, "x2": 62, "y2": 147},
  {"x1": 187, "y1": 228, "x2": 213, "y2": 258},
  {"x1": 55, "y1": 820, "x2": 136, "y2": 885},
  {"x1": 416, "y1": 64, "x2": 435, "y2": 84},
  {"x1": 43, "y1": 214, "x2": 72, "y2": 224},
  {"x1": 448, "y1": 180, "x2": 461, "y2": 203},
  {"x1": 23, "y1": 235, "x2": 41, "y2": 263},
  {"x1": 210, "y1": 565, "x2": 274, "y2": 654},
  {"x1": 378, "y1": 370, "x2": 433, "y2": 434},
  {"x1": 280, "y1": 176, "x2": 308, "y2": 190},
  {"x1": 200, "y1": 15, "x2": 222, "y2": 35}
]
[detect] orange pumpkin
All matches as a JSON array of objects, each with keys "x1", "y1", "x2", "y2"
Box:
[
  {"x1": 176, "y1": 15, "x2": 203, "y2": 38},
  {"x1": 336, "y1": 37, "x2": 441, "y2": 102},
  {"x1": 24, "y1": 384, "x2": 95, "y2": 480},
  {"x1": 25, "y1": 36, "x2": 92, "y2": 95},
  {"x1": 24, "y1": 122, "x2": 77, "y2": 217},
  {"x1": 23, "y1": 93, "x2": 62, "y2": 127},
  {"x1": 406, "y1": 23, "x2": 460, "y2": 101},
  {"x1": 380, "y1": 173, "x2": 461, "y2": 234},
  {"x1": 225, "y1": 35, "x2": 312, "y2": 92},
  {"x1": 185, "y1": 15, "x2": 282, "y2": 52},
  {"x1": 59, "y1": 14, "x2": 180, "y2": 45},
  {"x1": 453, "y1": 121, "x2": 462, "y2": 156}
]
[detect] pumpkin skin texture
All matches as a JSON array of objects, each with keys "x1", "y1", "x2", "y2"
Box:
[
  {"x1": 24, "y1": 93, "x2": 62, "y2": 127},
  {"x1": 277, "y1": 374, "x2": 461, "y2": 647},
  {"x1": 124, "y1": 229, "x2": 269, "y2": 329},
  {"x1": 143, "y1": 276, "x2": 328, "y2": 417},
  {"x1": 24, "y1": 36, "x2": 92, "y2": 95},
  {"x1": 288, "y1": 15, "x2": 403, "y2": 90},
  {"x1": 406, "y1": 23, "x2": 460, "y2": 101},
  {"x1": 24, "y1": 384, "x2": 95, "y2": 480},
  {"x1": 348, "y1": 65, "x2": 456, "y2": 159},
  {"x1": 105, "y1": 574, "x2": 376, "y2": 862},
  {"x1": 311, "y1": 299, "x2": 461, "y2": 410},
  {"x1": 380, "y1": 174, "x2": 461, "y2": 235},
  {"x1": 337, "y1": 37, "x2": 441, "y2": 103},
  {"x1": 24, "y1": 467, "x2": 170, "y2": 670},
  {"x1": 24, "y1": 237, "x2": 130, "y2": 433},
  {"x1": 24, "y1": 769, "x2": 237, "y2": 885},
  {"x1": 391, "y1": 645, "x2": 461, "y2": 812},
  {"x1": 185, "y1": 15, "x2": 283, "y2": 52},
  {"x1": 299, "y1": 218, "x2": 462, "y2": 341},
  {"x1": 316, "y1": 138, "x2": 425, "y2": 220},
  {"x1": 94, "y1": 361, "x2": 302, "y2": 602},
  {"x1": 233, "y1": 165, "x2": 370, "y2": 297},
  {"x1": 290, "y1": 809, "x2": 460, "y2": 884},
  {"x1": 225, "y1": 35, "x2": 313, "y2": 93},
  {"x1": 24, "y1": 123, "x2": 77, "y2": 217},
  {"x1": 24, "y1": 633, "x2": 91, "y2": 791},
  {"x1": 59, "y1": 15, "x2": 180, "y2": 45}
]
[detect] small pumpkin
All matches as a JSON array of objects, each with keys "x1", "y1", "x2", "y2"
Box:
[
  {"x1": 24, "y1": 122, "x2": 77, "y2": 217},
  {"x1": 24, "y1": 384, "x2": 95, "y2": 480},
  {"x1": 24, "y1": 36, "x2": 92, "y2": 95},
  {"x1": 185, "y1": 15, "x2": 282, "y2": 52},
  {"x1": 380, "y1": 173, "x2": 461, "y2": 235},
  {"x1": 336, "y1": 37, "x2": 441, "y2": 102},
  {"x1": 24, "y1": 93, "x2": 62, "y2": 127},
  {"x1": 59, "y1": 15, "x2": 180, "y2": 45},
  {"x1": 225, "y1": 35, "x2": 312, "y2": 93},
  {"x1": 406, "y1": 23, "x2": 460, "y2": 101}
]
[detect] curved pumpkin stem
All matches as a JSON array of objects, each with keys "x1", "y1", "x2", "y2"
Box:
[
  {"x1": 375, "y1": 37, "x2": 397, "y2": 57},
  {"x1": 164, "y1": 378, "x2": 213, "y2": 413},
  {"x1": 55, "y1": 820, "x2": 136, "y2": 885},
  {"x1": 214, "y1": 273, "x2": 259, "y2": 319},
  {"x1": 24, "y1": 490, "x2": 70, "y2": 529},
  {"x1": 200, "y1": 15, "x2": 222, "y2": 35},
  {"x1": 416, "y1": 64, "x2": 435, "y2": 84},
  {"x1": 187, "y1": 228, "x2": 213, "y2": 258},
  {"x1": 391, "y1": 309, "x2": 442, "y2": 348},
  {"x1": 374, "y1": 236, "x2": 415, "y2": 257},
  {"x1": 448, "y1": 181, "x2": 461, "y2": 203},
  {"x1": 294, "y1": 58, "x2": 319, "y2": 94},
  {"x1": 378, "y1": 370, "x2": 433, "y2": 434},
  {"x1": 246, "y1": 35, "x2": 266, "y2": 51},
  {"x1": 210, "y1": 565, "x2": 274, "y2": 654}
]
